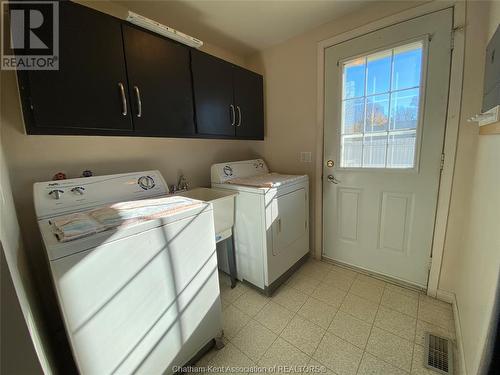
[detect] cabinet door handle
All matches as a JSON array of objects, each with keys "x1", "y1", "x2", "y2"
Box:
[
  {"x1": 118, "y1": 82, "x2": 127, "y2": 116},
  {"x1": 236, "y1": 106, "x2": 242, "y2": 127},
  {"x1": 134, "y1": 86, "x2": 142, "y2": 118},
  {"x1": 230, "y1": 104, "x2": 235, "y2": 126}
]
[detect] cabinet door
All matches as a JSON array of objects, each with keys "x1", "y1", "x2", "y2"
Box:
[
  {"x1": 191, "y1": 50, "x2": 235, "y2": 137},
  {"x1": 23, "y1": 2, "x2": 132, "y2": 133},
  {"x1": 234, "y1": 67, "x2": 264, "y2": 140},
  {"x1": 122, "y1": 25, "x2": 195, "y2": 137}
]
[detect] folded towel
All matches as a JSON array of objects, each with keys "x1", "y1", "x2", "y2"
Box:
[
  {"x1": 52, "y1": 213, "x2": 104, "y2": 242},
  {"x1": 90, "y1": 196, "x2": 202, "y2": 228},
  {"x1": 52, "y1": 196, "x2": 203, "y2": 242}
]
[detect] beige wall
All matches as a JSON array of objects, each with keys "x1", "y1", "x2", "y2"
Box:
[
  {"x1": 0, "y1": 0, "x2": 262, "y2": 358},
  {"x1": 438, "y1": 2, "x2": 500, "y2": 374},
  {"x1": 0, "y1": 142, "x2": 49, "y2": 373},
  {"x1": 1, "y1": 249, "x2": 44, "y2": 374},
  {"x1": 245, "y1": 1, "x2": 425, "y2": 253}
]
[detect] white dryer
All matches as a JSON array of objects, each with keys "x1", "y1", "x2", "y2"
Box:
[
  {"x1": 34, "y1": 171, "x2": 222, "y2": 375},
  {"x1": 211, "y1": 159, "x2": 309, "y2": 294}
]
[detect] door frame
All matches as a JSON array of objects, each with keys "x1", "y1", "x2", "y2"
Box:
[{"x1": 315, "y1": 1, "x2": 466, "y2": 297}]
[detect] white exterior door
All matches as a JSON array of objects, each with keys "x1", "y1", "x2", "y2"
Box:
[{"x1": 323, "y1": 9, "x2": 452, "y2": 287}]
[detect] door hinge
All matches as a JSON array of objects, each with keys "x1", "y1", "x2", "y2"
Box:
[
  {"x1": 440, "y1": 153, "x2": 445, "y2": 171},
  {"x1": 451, "y1": 25, "x2": 465, "y2": 51},
  {"x1": 428, "y1": 257, "x2": 433, "y2": 270},
  {"x1": 305, "y1": 220, "x2": 308, "y2": 230}
]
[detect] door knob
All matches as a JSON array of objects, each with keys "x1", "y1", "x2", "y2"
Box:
[{"x1": 327, "y1": 175, "x2": 340, "y2": 184}]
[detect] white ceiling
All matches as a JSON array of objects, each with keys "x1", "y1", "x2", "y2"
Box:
[{"x1": 114, "y1": 0, "x2": 371, "y2": 56}]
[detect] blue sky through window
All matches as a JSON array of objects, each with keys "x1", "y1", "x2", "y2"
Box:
[
  {"x1": 343, "y1": 59, "x2": 365, "y2": 99},
  {"x1": 392, "y1": 47, "x2": 423, "y2": 91},
  {"x1": 367, "y1": 51, "x2": 391, "y2": 95}
]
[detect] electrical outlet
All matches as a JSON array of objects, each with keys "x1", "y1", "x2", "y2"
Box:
[{"x1": 300, "y1": 152, "x2": 312, "y2": 163}]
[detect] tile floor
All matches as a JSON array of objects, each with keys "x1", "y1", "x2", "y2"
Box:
[{"x1": 194, "y1": 258, "x2": 456, "y2": 375}]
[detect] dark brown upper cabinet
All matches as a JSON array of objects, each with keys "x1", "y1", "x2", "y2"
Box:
[
  {"x1": 18, "y1": 1, "x2": 264, "y2": 140},
  {"x1": 191, "y1": 50, "x2": 235, "y2": 137},
  {"x1": 21, "y1": 1, "x2": 133, "y2": 134},
  {"x1": 191, "y1": 50, "x2": 264, "y2": 140},
  {"x1": 122, "y1": 25, "x2": 195, "y2": 137},
  {"x1": 233, "y1": 66, "x2": 264, "y2": 140}
]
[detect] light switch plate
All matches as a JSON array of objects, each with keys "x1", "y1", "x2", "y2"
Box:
[{"x1": 300, "y1": 152, "x2": 312, "y2": 163}]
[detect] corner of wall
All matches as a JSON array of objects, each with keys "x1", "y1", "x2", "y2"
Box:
[
  {"x1": 437, "y1": 289, "x2": 467, "y2": 375},
  {"x1": 0, "y1": 144, "x2": 55, "y2": 374}
]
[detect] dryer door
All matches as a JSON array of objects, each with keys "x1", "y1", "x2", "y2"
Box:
[{"x1": 272, "y1": 188, "x2": 307, "y2": 256}]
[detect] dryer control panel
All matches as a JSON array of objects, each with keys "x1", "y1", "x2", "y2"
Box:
[
  {"x1": 211, "y1": 159, "x2": 269, "y2": 184},
  {"x1": 34, "y1": 170, "x2": 168, "y2": 219}
]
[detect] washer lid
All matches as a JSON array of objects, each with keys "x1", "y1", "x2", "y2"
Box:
[{"x1": 39, "y1": 200, "x2": 210, "y2": 261}]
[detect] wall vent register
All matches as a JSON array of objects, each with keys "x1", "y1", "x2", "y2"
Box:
[{"x1": 424, "y1": 333, "x2": 453, "y2": 374}]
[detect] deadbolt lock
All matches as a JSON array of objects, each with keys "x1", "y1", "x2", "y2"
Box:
[{"x1": 326, "y1": 160, "x2": 334, "y2": 167}]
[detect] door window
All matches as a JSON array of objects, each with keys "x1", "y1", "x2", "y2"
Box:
[{"x1": 340, "y1": 41, "x2": 424, "y2": 169}]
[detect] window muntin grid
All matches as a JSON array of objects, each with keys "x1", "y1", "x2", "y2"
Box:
[{"x1": 340, "y1": 41, "x2": 424, "y2": 169}]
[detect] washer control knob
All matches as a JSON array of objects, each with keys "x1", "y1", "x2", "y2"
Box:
[
  {"x1": 71, "y1": 186, "x2": 85, "y2": 195},
  {"x1": 138, "y1": 176, "x2": 155, "y2": 190},
  {"x1": 223, "y1": 166, "x2": 233, "y2": 177},
  {"x1": 49, "y1": 189, "x2": 64, "y2": 200}
]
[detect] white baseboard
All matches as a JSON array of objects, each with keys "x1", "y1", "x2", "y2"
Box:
[
  {"x1": 436, "y1": 289, "x2": 466, "y2": 375},
  {"x1": 436, "y1": 289, "x2": 455, "y2": 304}
]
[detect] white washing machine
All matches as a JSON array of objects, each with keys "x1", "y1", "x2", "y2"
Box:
[
  {"x1": 34, "y1": 171, "x2": 222, "y2": 375},
  {"x1": 211, "y1": 159, "x2": 309, "y2": 294}
]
